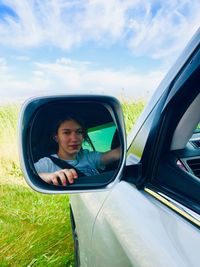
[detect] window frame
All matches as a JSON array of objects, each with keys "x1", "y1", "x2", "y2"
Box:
[{"x1": 145, "y1": 52, "x2": 200, "y2": 215}]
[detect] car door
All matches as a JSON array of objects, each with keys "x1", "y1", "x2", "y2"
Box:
[
  {"x1": 89, "y1": 30, "x2": 200, "y2": 267},
  {"x1": 69, "y1": 121, "x2": 119, "y2": 266}
]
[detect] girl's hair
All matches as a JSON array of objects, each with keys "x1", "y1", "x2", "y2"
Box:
[{"x1": 53, "y1": 114, "x2": 90, "y2": 143}]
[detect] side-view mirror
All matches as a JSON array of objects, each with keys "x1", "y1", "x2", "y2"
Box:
[{"x1": 19, "y1": 95, "x2": 127, "y2": 193}]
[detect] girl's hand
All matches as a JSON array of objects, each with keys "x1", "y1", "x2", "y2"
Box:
[{"x1": 39, "y1": 169, "x2": 78, "y2": 186}]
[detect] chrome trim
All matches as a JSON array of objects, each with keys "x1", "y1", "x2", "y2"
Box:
[{"x1": 145, "y1": 187, "x2": 200, "y2": 227}]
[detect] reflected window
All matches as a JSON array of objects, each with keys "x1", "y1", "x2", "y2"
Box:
[{"x1": 83, "y1": 122, "x2": 116, "y2": 152}]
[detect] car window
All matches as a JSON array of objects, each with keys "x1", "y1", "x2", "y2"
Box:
[
  {"x1": 194, "y1": 122, "x2": 200, "y2": 133},
  {"x1": 82, "y1": 122, "x2": 116, "y2": 152},
  {"x1": 127, "y1": 105, "x2": 158, "y2": 161},
  {"x1": 151, "y1": 62, "x2": 200, "y2": 215}
]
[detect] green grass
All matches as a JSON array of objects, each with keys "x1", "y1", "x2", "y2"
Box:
[
  {"x1": 0, "y1": 104, "x2": 74, "y2": 266},
  {"x1": 0, "y1": 185, "x2": 74, "y2": 266},
  {"x1": 0, "y1": 101, "x2": 145, "y2": 266},
  {"x1": 122, "y1": 101, "x2": 145, "y2": 133},
  {"x1": 0, "y1": 104, "x2": 21, "y2": 182}
]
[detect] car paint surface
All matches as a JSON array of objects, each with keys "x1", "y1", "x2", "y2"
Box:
[
  {"x1": 69, "y1": 28, "x2": 200, "y2": 266},
  {"x1": 71, "y1": 182, "x2": 200, "y2": 267},
  {"x1": 70, "y1": 191, "x2": 109, "y2": 266},
  {"x1": 93, "y1": 182, "x2": 200, "y2": 267}
]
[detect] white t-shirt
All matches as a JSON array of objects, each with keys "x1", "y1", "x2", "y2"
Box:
[{"x1": 34, "y1": 149, "x2": 105, "y2": 176}]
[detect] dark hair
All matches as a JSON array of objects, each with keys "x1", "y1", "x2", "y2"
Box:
[
  {"x1": 52, "y1": 114, "x2": 91, "y2": 145},
  {"x1": 54, "y1": 114, "x2": 87, "y2": 137}
]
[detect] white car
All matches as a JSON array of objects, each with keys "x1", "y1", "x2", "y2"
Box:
[{"x1": 19, "y1": 27, "x2": 200, "y2": 267}]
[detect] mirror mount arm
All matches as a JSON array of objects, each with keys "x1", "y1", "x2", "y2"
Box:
[{"x1": 122, "y1": 163, "x2": 145, "y2": 189}]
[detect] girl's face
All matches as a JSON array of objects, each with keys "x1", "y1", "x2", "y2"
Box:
[{"x1": 55, "y1": 119, "x2": 84, "y2": 159}]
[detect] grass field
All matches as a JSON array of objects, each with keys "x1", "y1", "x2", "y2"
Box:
[{"x1": 0, "y1": 101, "x2": 145, "y2": 266}]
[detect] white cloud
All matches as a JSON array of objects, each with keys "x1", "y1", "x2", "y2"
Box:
[
  {"x1": 127, "y1": 0, "x2": 200, "y2": 60},
  {"x1": 0, "y1": 57, "x2": 49, "y2": 103},
  {"x1": 0, "y1": 0, "x2": 199, "y2": 60},
  {"x1": 33, "y1": 57, "x2": 164, "y2": 101},
  {"x1": 0, "y1": 55, "x2": 166, "y2": 104},
  {"x1": 0, "y1": 78, "x2": 36, "y2": 104},
  {"x1": 0, "y1": 57, "x2": 8, "y2": 74},
  {"x1": 14, "y1": 56, "x2": 30, "y2": 61},
  {"x1": 0, "y1": 1, "x2": 199, "y2": 103}
]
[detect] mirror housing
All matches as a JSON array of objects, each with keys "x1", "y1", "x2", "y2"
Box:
[{"x1": 19, "y1": 95, "x2": 127, "y2": 193}]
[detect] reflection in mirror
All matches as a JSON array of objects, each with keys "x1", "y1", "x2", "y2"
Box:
[{"x1": 30, "y1": 101, "x2": 121, "y2": 187}]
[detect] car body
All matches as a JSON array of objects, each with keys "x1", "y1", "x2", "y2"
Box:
[{"x1": 19, "y1": 27, "x2": 200, "y2": 267}]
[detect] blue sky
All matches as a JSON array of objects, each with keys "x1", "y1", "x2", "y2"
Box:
[{"x1": 0, "y1": 0, "x2": 199, "y2": 104}]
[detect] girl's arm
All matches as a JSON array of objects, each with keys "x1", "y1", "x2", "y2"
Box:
[{"x1": 101, "y1": 147, "x2": 121, "y2": 166}]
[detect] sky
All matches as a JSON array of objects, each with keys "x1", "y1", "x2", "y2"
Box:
[{"x1": 0, "y1": 0, "x2": 199, "y2": 104}]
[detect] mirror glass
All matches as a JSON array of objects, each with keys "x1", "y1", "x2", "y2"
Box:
[{"x1": 30, "y1": 101, "x2": 121, "y2": 187}]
